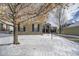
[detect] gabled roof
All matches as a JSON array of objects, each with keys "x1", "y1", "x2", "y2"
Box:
[{"x1": 0, "y1": 19, "x2": 13, "y2": 26}]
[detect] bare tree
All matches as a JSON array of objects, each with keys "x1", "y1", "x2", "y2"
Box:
[
  {"x1": 0, "y1": 3, "x2": 59, "y2": 44},
  {"x1": 48, "y1": 4, "x2": 69, "y2": 34}
]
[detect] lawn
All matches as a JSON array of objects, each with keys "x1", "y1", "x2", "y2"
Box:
[
  {"x1": 61, "y1": 26, "x2": 79, "y2": 42},
  {"x1": 62, "y1": 26, "x2": 79, "y2": 35},
  {"x1": 67, "y1": 38, "x2": 79, "y2": 42}
]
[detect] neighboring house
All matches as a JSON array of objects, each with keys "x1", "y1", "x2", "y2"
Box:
[
  {"x1": 62, "y1": 21, "x2": 79, "y2": 35},
  {"x1": 0, "y1": 11, "x2": 55, "y2": 35},
  {"x1": 17, "y1": 12, "x2": 59, "y2": 35},
  {"x1": 17, "y1": 14, "x2": 50, "y2": 35},
  {"x1": 0, "y1": 22, "x2": 8, "y2": 31},
  {"x1": 0, "y1": 13, "x2": 58, "y2": 35},
  {"x1": 0, "y1": 20, "x2": 13, "y2": 33}
]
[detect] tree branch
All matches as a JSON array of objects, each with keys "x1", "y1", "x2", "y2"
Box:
[{"x1": 18, "y1": 4, "x2": 59, "y2": 24}]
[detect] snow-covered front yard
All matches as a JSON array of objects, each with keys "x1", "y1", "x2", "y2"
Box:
[{"x1": 0, "y1": 33, "x2": 79, "y2": 56}]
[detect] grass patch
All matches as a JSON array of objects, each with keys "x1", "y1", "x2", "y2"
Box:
[
  {"x1": 67, "y1": 38, "x2": 79, "y2": 42},
  {"x1": 62, "y1": 26, "x2": 79, "y2": 35}
]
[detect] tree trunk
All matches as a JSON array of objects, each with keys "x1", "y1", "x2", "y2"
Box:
[
  {"x1": 13, "y1": 24, "x2": 20, "y2": 44},
  {"x1": 59, "y1": 25, "x2": 62, "y2": 34}
]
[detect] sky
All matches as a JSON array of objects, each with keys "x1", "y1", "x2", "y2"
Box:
[
  {"x1": 67, "y1": 3, "x2": 79, "y2": 22},
  {"x1": 47, "y1": 3, "x2": 79, "y2": 28}
]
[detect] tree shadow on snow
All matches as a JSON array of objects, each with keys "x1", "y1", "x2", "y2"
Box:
[{"x1": 0, "y1": 43, "x2": 13, "y2": 46}]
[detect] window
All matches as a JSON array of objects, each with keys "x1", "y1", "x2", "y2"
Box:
[
  {"x1": 0, "y1": 23, "x2": 3, "y2": 31},
  {"x1": 18, "y1": 23, "x2": 26, "y2": 32},
  {"x1": 18, "y1": 24, "x2": 20, "y2": 31},
  {"x1": 32, "y1": 24, "x2": 34, "y2": 32},
  {"x1": 38, "y1": 24, "x2": 40, "y2": 32},
  {"x1": 32, "y1": 24, "x2": 40, "y2": 32},
  {"x1": 23, "y1": 26, "x2": 26, "y2": 31}
]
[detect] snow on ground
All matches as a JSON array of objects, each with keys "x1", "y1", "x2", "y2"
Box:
[{"x1": 0, "y1": 33, "x2": 79, "y2": 56}]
